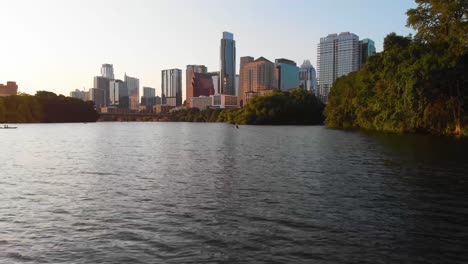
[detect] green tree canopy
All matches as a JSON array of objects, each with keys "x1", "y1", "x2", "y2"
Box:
[
  {"x1": 406, "y1": 0, "x2": 467, "y2": 56},
  {"x1": 325, "y1": 1, "x2": 468, "y2": 136},
  {"x1": 0, "y1": 92, "x2": 98, "y2": 123}
]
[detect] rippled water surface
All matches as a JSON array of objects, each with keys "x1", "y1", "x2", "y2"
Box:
[{"x1": 1, "y1": 123, "x2": 468, "y2": 263}]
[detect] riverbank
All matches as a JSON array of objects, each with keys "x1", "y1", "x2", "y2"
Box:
[{"x1": 0, "y1": 92, "x2": 98, "y2": 123}]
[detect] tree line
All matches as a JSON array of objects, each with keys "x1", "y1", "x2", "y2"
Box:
[
  {"x1": 0, "y1": 91, "x2": 99, "y2": 123},
  {"x1": 324, "y1": 0, "x2": 467, "y2": 136},
  {"x1": 170, "y1": 89, "x2": 325, "y2": 125}
]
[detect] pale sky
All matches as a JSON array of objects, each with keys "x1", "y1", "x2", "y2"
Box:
[{"x1": 0, "y1": 0, "x2": 415, "y2": 98}]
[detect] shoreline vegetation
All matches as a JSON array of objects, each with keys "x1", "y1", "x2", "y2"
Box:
[
  {"x1": 170, "y1": 89, "x2": 325, "y2": 125},
  {"x1": 0, "y1": 91, "x2": 99, "y2": 123},
  {"x1": 0, "y1": 89, "x2": 325, "y2": 126},
  {"x1": 324, "y1": 0, "x2": 467, "y2": 137}
]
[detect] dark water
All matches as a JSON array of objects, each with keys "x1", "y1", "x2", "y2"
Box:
[{"x1": 1, "y1": 123, "x2": 467, "y2": 263}]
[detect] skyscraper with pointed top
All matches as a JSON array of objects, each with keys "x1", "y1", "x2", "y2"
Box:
[{"x1": 220, "y1": 32, "x2": 236, "y2": 95}]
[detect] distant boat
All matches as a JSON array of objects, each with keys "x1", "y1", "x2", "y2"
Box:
[{"x1": 1, "y1": 125, "x2": 17, "y2": 129}]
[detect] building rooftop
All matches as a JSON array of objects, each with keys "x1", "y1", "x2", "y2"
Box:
[
  {"x1": 275, "y1": 58, "x2": 297, "y2": 66},
  {"x1": 254, "y1": 57, "x2": 272, "y2": 63},
  {"x1": 222, "y1": 31, "x2": 234, "y2": 40}
]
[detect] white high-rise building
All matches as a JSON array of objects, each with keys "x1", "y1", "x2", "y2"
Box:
[
  {"x1": 101, "y1": 64, "x2": 115, "y2": 80},
  {"x1": 317, "y1": 32, "x2": 360, "y2": 102},
  {"x1": 161, "y1": 69, "x2": 182, "y2": 106}
]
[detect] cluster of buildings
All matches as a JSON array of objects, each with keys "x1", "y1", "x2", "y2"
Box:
[
  {"x1": 188, "y1": 32, "x2": 321, "y2": 109},
  {"x1": 69, "y1": 31, "x2": 375, "y2": 112},
  {"x1": 70, "y1": 64, "x2": 143, "y2": 113},
  {"x1": 0, "y1": 82, "x2": 18, "y2": 97}
]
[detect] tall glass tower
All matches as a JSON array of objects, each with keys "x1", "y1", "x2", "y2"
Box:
[
  {"x1": 94, "y1": 76, "x2": 111, "y2": 106},
  {"x1": 220, "y1": 32, "x2": 236, "y2": 95},
  {"x1": 101, "y1": 64, "x2": 114, "y2": 80},
  {"x1": 125, "y1": 74, "x2": 140, "y2": 110},
  {"x1": 360, "y1": 38, "x2": 376, "y2": 65}
]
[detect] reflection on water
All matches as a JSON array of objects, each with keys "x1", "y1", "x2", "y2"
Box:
[{"x1": 0, "y1": 123, "x2": 467, "y2": 263}]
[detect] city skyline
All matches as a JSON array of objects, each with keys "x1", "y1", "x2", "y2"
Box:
[{"x1": 0, "y1": 0, "x2": 415, "y2": 98}]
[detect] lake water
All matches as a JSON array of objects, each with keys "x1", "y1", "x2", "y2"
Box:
[{"x1": 1, "y1": 123, "x2": 467, "y2": 263}]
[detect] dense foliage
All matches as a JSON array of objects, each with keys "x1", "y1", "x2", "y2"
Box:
[
  {"x1": 324, "y1": 0, "x2": 467, "y2": 136},
  {"x1": 170, "y1": 89, "x2": 325, "y2": 125},
  {"x1": 236, "y1": 89, "x2": 325, "y2": 125},
  {"x1": 0, "y1": 91, "x2": 99, "y2": 123}
]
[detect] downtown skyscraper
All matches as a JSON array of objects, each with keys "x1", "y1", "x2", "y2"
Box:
[
  {"x1": 101, "y1": 64, "x2": 114, "y2": 80},
  {"x1": 275, "y1": 58, "x2": 299, "y2": 92},
  {"x1": 361, "y1": 38, "x2": 376, "y2": 65},
  {"x1": 317, "y1": 32, "x2": 375, "y2": 102},
  {"x1": 109, "y1": 79, "x2": 128, "y2": 108},
  {"x1": 125, "y1": 74, "x2": 140, "y2": 110},
  {"x1": 220, "y1": 32, "x2": 236, "y2": 95},
  {"x1": 186, "y1": 65, "x2": 208, "y2": 107},
  {"x1": 239, "y1": 56, "x2": 277, "y2": 106},
  {"x1": 161, "y1": 69, "x2": 182, "y2": 107},
  {"x1": 94, "y1": 76, "x2": 110, "y2": 106}
]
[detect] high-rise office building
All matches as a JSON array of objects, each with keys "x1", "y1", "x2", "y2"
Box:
[
  {"x1": 141, "y1": 97, "x2": 161, "y2": 107},
  {"x1": 101, "y1": 64, "x2": 114, "y2": 79},
  {"x1": 0, "y1": 81, "x2": 18, "y2": 97},
  {"x1": 192, "y1": 73, "x2": 215, "y2": 100},
  {"x1": 317, "y1": 32, "x2": 361, "y2": 102},
  {"x1": 275, "y1": 58, "x2": 299, "y2": 91},
  {"x1": 220, "y1": 32, "x2": 236, "y2": 95},
  {"x1": 124, "y1": 74, "x2": 139, "y2": 110},
  {"x1": 317, "y1": 33, "x2": 376, "y2": 102},
  {"x1": 239, "y1": 56, "x2": 253, "y2": 104},
  {"x1": 143, "y1": 87, "x2": 156, "y2": 98},
  {"x1": 109, "y1": 79, "x2": 128, "y2": 108},
  {"x1": 360, "y1": 38, "x2": 376, "y2": 65},
  {"x1": 161, "y1": 69, "x2": 182, "y2": 106},
  {"x1": 208, "y1": 71, "x2": 220, "y2": 95},
  {"x1": 239, "y1": 56, "x2": 278, "y2": 106},
  {"x1": 186, "y1": 65, "x2": 208, "y2": 107},
  {"x1": 299, "y1": 60, "x2": 318, "y2": 95},
  {"x1": 101, "y1": 64, "x2": 114, "y2": 80},
  {"x1": 89, "y1": 88, "x2": 105, "y2": 107},
  {"x1": 235, "y1": 74, "x2": 239, "y2": 96},
  {"x1": 141, "y1": 87, "x2": 158, "y2": 107},
  {"x1": 94, "y1": 76, "x2": 110, "y2": 105}
]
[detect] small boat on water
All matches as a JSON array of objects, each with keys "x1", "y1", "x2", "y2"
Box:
[{"x1": 0, "y1": 125, "x2": 17, "y2": 129}]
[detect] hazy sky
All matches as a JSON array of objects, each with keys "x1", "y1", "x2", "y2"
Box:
[{"x1": 0, "y1": 0, "x2": 415, "y2": 98}]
